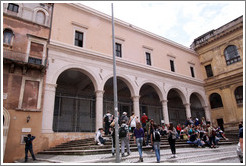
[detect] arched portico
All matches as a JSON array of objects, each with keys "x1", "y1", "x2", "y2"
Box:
[
  {"x1": 139, "y1": 82, "x2": 163, "y2": 125},
  {"x1": 167, "y1": 88, "x2": 187, "y2": 126}
]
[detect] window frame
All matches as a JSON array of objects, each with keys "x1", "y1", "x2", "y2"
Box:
[
  {"x1": 224, "y1": 45, "x2": 241, "y2": 65},
  {"x1": 3, "y1": 29, "x2": 14, "y2": 46},
  {"x1": 74, "y1": 30, "x2": 84, "y2": 47},
  {"x1": 234, "y1": 86, "x2": 243, "y2": 105},
  {"x1": 205, "y1": 64, "x2": 213, "y2": 78},
  {"x1": 170, "y1": 60, "x2": 175, "y2": 72},
  {"x1": 146, "y1": 52, "x2": 152, "y2": 66},
  {"x1": 26, "y1": 35, "x2": 47, "y2": 65},
  {"x1": 7, "y1": 3, "x2": 19, "y2": 13},
  {"x1": 18, "y1": 76, "x2": 43, "y2": 111},
  {"x1": 190, "y1": 66, "x2": 195, "y2": 78},
  {"x1": 209, "y1": 93, "x2": 224, "y2": 109},
  {"x1": 115, "y1": 42, "x2": 122, "y2": 58}
]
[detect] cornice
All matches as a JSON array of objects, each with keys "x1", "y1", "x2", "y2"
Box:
[
  {"x1": 67, "y1": 3, "x2": 197, "y2": 55},
  {"x1": 48, "y1": 40, "x2": 205, "y2": 86}
]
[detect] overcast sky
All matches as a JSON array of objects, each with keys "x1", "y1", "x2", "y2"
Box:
[{"x1": 80, "y1": 1, "x2": 245, "y2": 48}]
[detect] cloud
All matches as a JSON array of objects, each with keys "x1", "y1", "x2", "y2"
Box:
[{"x1": 80, "y1": 1, "x2": 245, "y2": 47}]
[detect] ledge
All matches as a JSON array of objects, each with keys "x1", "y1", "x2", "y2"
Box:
[{"x1": 16, "y1": 108, "x2": 41, "y2": 112}]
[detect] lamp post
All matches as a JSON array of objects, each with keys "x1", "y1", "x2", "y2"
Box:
[{"x1": 111, "y1": 3, "x2": 120, "y2": 163}]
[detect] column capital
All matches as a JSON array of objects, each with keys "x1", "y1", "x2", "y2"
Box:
[
  {"x1": 131, "y1": 96, "x2": 140, "y2": 101},
  {"x1": 161, "y1": 100, "x2": 168, "y2": 104},
  {"x1": 95, "y1": 90, "x2": 104, "y2": 97},
  {"x1": 45, "y1": 83, "x2": 57, "y2": 92},
  {"x1": 184, "y1": 103, "x2": 191, "y2": 107},
  {"x1": 202, "y1": 105, "x2": 209, "y2": 109}
]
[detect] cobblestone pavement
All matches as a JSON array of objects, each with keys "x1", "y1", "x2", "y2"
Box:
[{"x1": 16, "y1": 144, "x2": 241, "y2": 164}]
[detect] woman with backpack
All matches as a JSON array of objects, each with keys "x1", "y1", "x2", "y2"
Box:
[
  {"x1": 133, "y1": 122, "x2": 145, "y2": 162},
  {"x1": 167, "y1": 122, "x2": 177, "y2": 158},
  {"x1": 151, "y1": 123, "x2": 161, "y2": 163}
]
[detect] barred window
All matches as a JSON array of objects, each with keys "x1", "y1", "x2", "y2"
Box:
[{"x1": 224, "y1": 45, "x2": 241, "y2": 65}]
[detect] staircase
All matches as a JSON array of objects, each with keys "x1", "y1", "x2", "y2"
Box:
[{"x1": 38, "y1": 131, "x2": 239, "y2": 156}]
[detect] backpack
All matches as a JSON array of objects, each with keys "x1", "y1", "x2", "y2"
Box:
[
  {"x1": 119, "y1": 126, "x2": 127, "y2": 138},
  {"x1": 104, "y1": 115, "x2": 109, "y2": 123},
  {"x1": 212, "y1": 129, "x2": 217, "y2": 136},
  {"x1": 152, "y1": 130, "x2": 161, "y2": 142}
]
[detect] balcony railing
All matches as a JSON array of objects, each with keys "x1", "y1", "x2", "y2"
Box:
[{"x1": 3, "y1": 48, "x2": 47, "y2": 71}]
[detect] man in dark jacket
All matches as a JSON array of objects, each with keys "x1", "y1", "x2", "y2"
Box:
[{"x1": 24, "y1": 134, "x2": 36, "y2": 162}]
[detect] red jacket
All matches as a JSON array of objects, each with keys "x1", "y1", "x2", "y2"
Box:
[{"x1": 141, "y1": 115, "x2": 148, "y2": 124}]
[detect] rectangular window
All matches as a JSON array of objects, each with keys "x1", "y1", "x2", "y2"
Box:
[
  {"x1": 7, "y1": 3, "x2": 19, "y2": 13},
  {"x1": 190, "y1": 66, "x2": 195, "y2": 77},
  {"x1": 170, "y1": 60, "x2": 175, "y2": 72},
  {"x1": 115, "y1": 43, "x2": 122, "y2": 57},
  {"x1": 75, "y1": 31, "x2": 83, "y2": 47},
  {"x1": 146, "y1": 52, "x2": 151, "y2": 65},
  {"x1": 205, "y1": 64, "x2": 213, "y2": 78}
]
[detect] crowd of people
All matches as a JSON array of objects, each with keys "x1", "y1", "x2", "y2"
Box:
[{"x1": 95, "y1": 111, "x2": 231, "y2": 162}]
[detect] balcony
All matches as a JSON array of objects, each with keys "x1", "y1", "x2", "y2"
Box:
[{"x1": 3, "y1": 48, "x2": 47, "y2": 73}]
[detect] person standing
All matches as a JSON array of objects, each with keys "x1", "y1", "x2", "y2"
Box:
[
  {"x1": 103, "y1": 111, "x2": 112, "y2": 135},
  {"x1": 133, "y1": 122, "x2": 145, "y2": 162},
  {"x1": 129, "y1": 113, "x2": 137, "y2": 134},
  {"x1": 120, "y1": 112, "x2": 129, "y2": 125},
  {"x1": 140, "y1": 113, "x2": 148, "y2": 128},
  {"x1": 24, "y1": 134, "x2": 36, "y2": 162},
  {"x1": 207, "y1": 122, "x2": 216, "y2": 148},
  {"x1": 119, "y1": 120, "x2": 131, "y2": 157},
  {"x1": 167, "y1": 122, "x2": 177, "y2": 158},
  {"x1": 151, "y1": 123, "x2": 161, "y2": 163}
]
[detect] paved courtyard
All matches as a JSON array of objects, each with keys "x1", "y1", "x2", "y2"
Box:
[{"x1": 16, "y1": 144, "x2": 241, "y2": 164}]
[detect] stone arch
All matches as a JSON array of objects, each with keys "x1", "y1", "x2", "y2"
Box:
[
  {"x1": 166, "y1": 87, "x2": 187, "y2": 104},
  {"x1": 102, "y1": 73, "x2": 136, "y2": 97},
  {"x1": 188, "y1": 90, "x2": 206, "y2": 106},
  {"x1": 51, "y1": 64, "x2": 99, "y2": 91},
  {"x1": 138, "y1": 80, "x2": 163, "y2": 101},
  {"x1": 33, "y1": 7, "x2": 49, "y2": 26},
  {"x1": 189, "y1": 91, "x2": 207, "y2": 121},
  {"x1": 3, "y1": 107, "x2": 10, "y2": 159}
]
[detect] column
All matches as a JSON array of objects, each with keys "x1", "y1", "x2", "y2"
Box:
[
  {"x1": 184, "y1": 103, "x2": 192, "y2": 119},
  {"x1": 161, "y1": 100, "x2": 169, "y2": 125},
  {"x1": 95, "y1": 90, "x2": 104, "y2": 132},
  {"x1": 203, "y1": 105, "x2": 211, "y2": 122},
  {"x1": 41, "y1": 83, "x2": 57, "y2": 133},
  {"x1": 132, "y1": 96, "x2": 140, "y2": 119}
]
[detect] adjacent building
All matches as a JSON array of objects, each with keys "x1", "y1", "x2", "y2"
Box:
[
  {"x1": 3, "y1": 3, "x2": 53, "y2": 162},
  {"x1": 191, "y1": 16, "x2": 243, "y2": 131}
]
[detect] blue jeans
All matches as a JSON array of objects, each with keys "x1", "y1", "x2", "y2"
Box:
[
  {"x1": 154, "y1": 142, "x2": 160, "y2": 162},
  {"x1": 187, "y1": 139, "x2": 203, "y2": 146},
  {"x1": 136, "y1": 137, "x2": 143, "y2": 158}
]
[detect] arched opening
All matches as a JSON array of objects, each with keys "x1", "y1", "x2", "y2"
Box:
[
  {"x1": 3, "y1": 29, "x2": 14, "y2": 45},
  {"x1": 167, "y1": 89, "x2": 186, "y2": 126},
  {"x1": 209, "y1": 93, "x2": 223, "y2": 109},
  {"x1": 234, "y1": 86, "x2": 243, "y2": 104},
  {"x1": 139, "y1": 84, "x2": 162, "y2": 124},
  {"x1": 36, "y1": 10, "x2": 45, "y2": 24},
  {"x1": 53, "y1": 69, "x2": 95, "y2": 132},
  {"x1": 224, "y1": 45, "x2": 241, "y2": 65},
  {"x1": 103, "y1": 78, "x2": 132, "y2": 116},
  {"x1": 190, "y1": 93, "x2": 205, "y2": 121}
]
